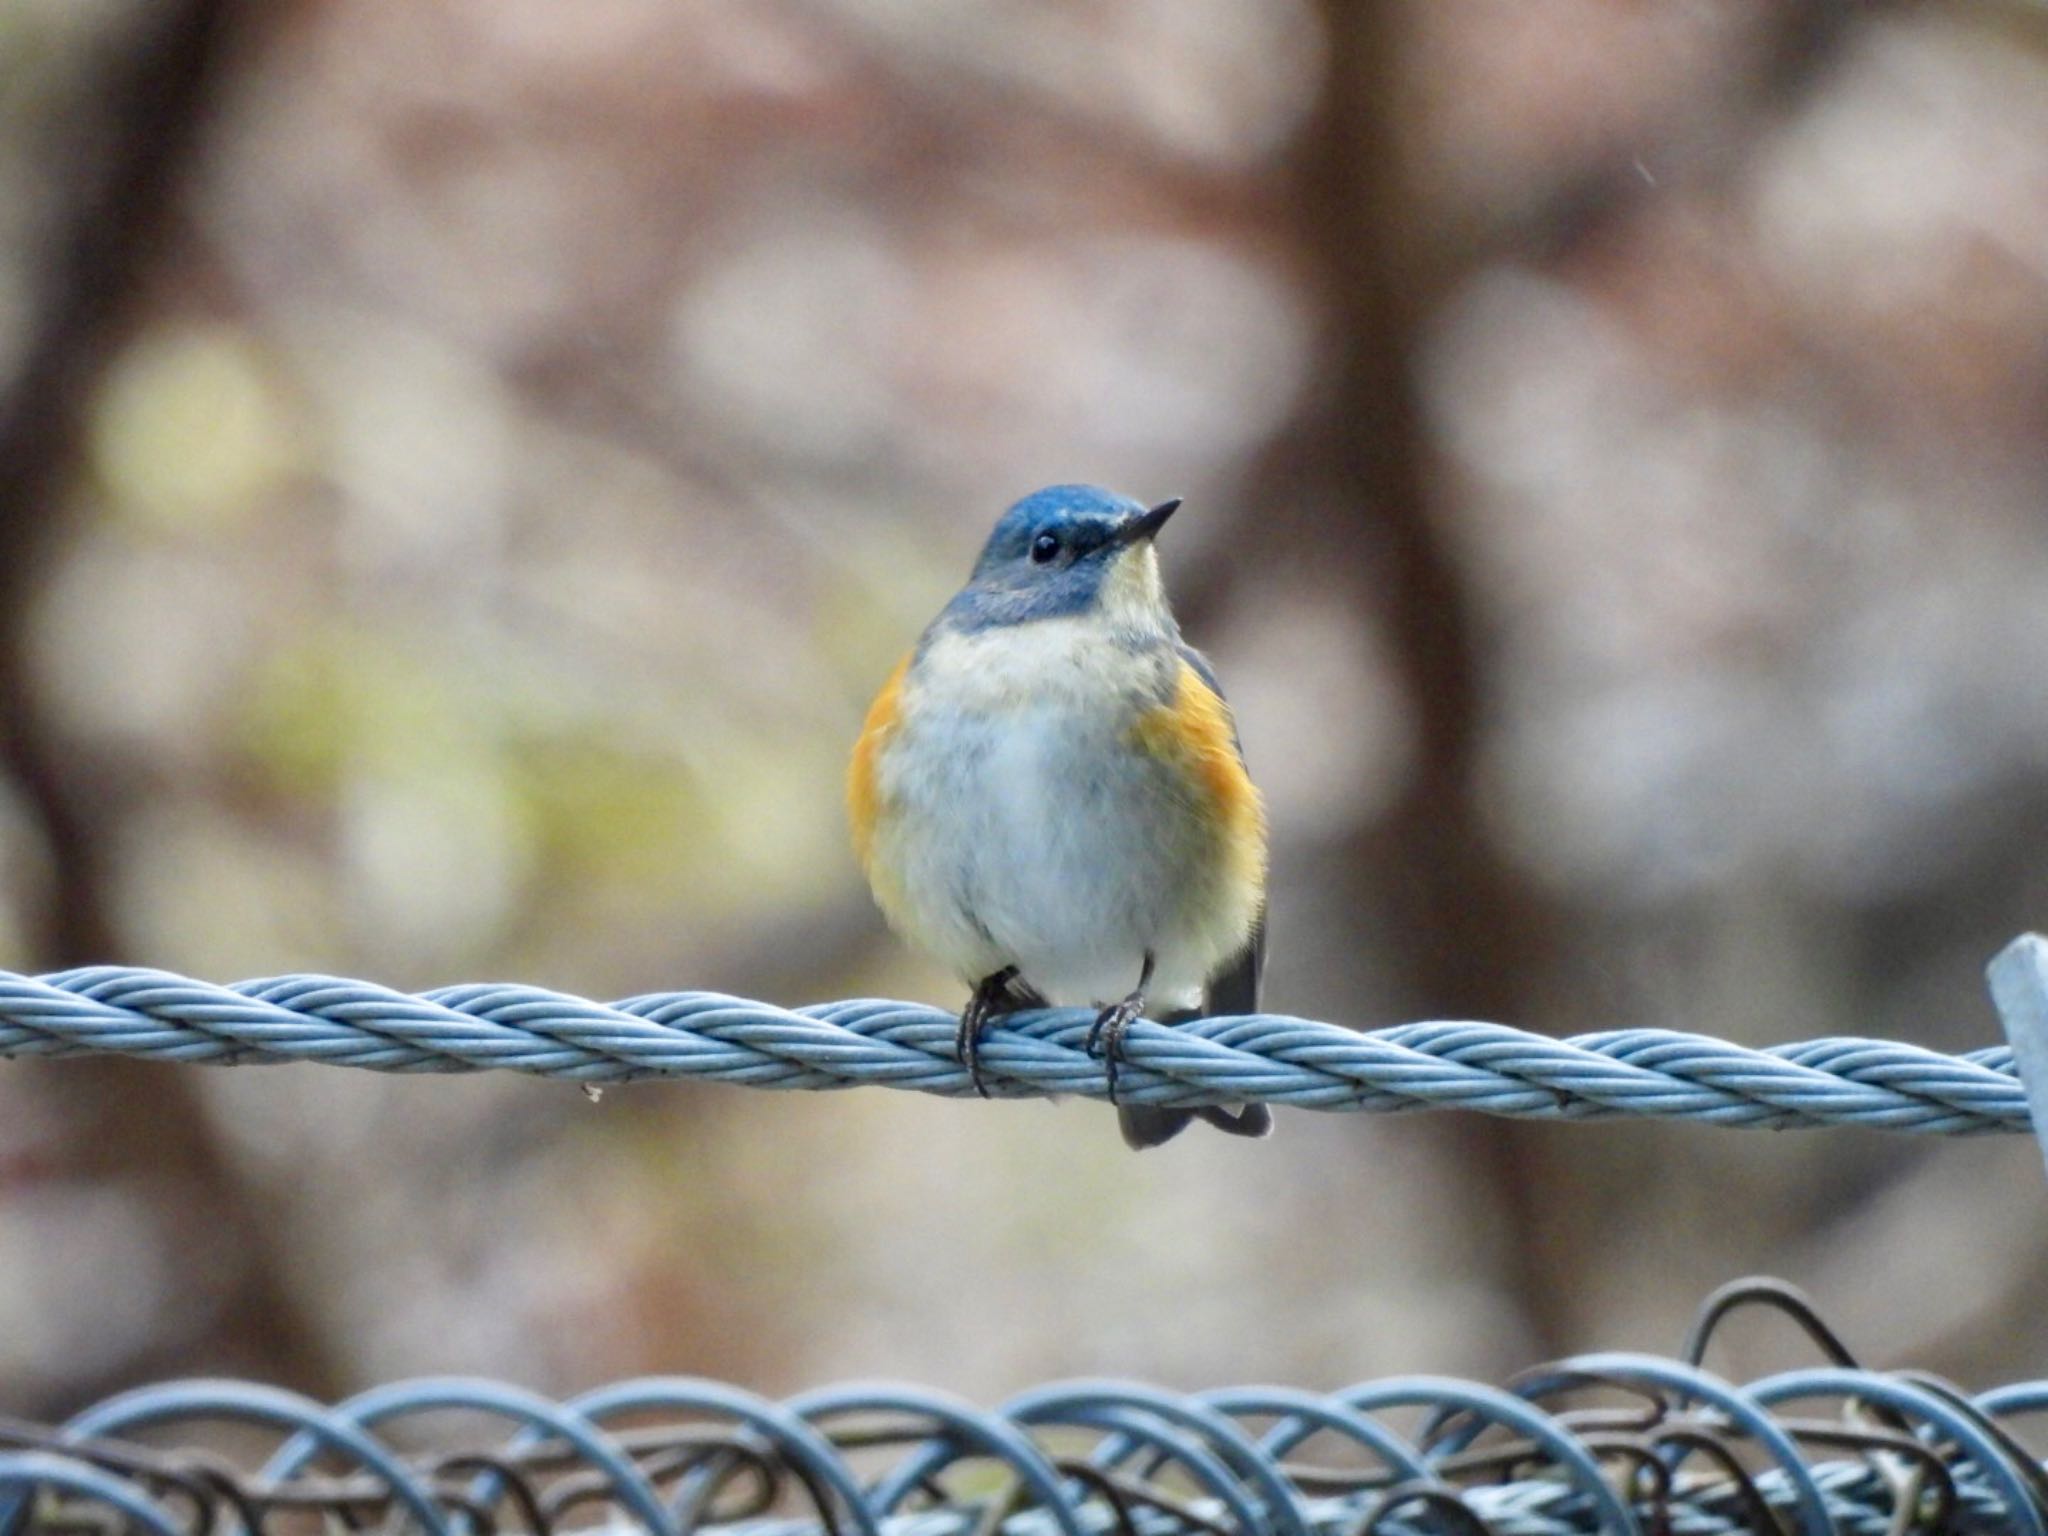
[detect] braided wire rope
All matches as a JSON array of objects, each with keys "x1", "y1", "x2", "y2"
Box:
[
  {"x1": 3, "y1": 1281, "x2": 2045, "y2": 1535},
  {"x1": 0, "y1": 954, "x2": 2039, "y2": 1133}
]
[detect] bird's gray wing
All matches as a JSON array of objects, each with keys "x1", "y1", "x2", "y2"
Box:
[
  {"x1": 1177, "y1": 641, "x2": 1264, "y2": 1013},
  {"x1": 1120, "y1": 644, "x2": 1272, "y2": 1147},
  {"x1": 1176, "y1": 641, "x2": 1243, "y2": 756}
]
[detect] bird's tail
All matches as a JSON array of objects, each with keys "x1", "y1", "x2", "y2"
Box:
[
  {"x1": 1119, "y1": 943, "x2": 1273, "y2": 1149},
  {"x1": 1119, "y1": 1102, "x2": 1273, "y2": 1149}
]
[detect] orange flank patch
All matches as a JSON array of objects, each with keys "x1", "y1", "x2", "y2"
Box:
[
  {"x1": 847, "y1": 653, "x2": 910, "y2": 873},
  {"x1": 1130, "y1": 661, "x2": 1268, "y2": 886}
]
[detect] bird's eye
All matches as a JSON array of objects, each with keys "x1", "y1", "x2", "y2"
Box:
[{"x1": 1030, "y1": 533, "x2": 1061, "y2": 564}]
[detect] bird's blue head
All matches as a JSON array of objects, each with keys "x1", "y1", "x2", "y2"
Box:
[{"x1": 940, "y1": 484, "x2": 1183, "y2": 636}]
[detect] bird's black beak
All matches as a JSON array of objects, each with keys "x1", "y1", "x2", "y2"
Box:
[{"x1": 1123, "y1": 497, "x2": 1182, "y2": 545}]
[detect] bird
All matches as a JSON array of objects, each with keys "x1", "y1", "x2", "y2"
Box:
[{"x1": 847, "y1": 484, "x2": 1271, "y2": 1148}]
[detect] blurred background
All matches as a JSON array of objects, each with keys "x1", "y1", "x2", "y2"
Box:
[{"x1": 2, "y1": 0, "x2": 2047, "y2": 1420}]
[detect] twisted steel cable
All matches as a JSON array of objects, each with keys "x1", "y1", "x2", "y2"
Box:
[{"x1": 0, "y1": 953, "x2": 2040, "y2": 1133}]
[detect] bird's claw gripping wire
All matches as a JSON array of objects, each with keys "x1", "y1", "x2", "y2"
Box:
[
  {"x1": 957, "y1": 967, "x2": 1021, "y2": 1098},
  {"x1": 1085, "y1": 995, "x2": 1145, "y2": 1103},
  {"x1": 1086, "y1": 955, "x2": 1156, "y2": 1104}
]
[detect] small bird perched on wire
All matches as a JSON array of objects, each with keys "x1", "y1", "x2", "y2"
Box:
[{"x1": 848, "y1": 484, "x2": 1271, "y2": 1147}]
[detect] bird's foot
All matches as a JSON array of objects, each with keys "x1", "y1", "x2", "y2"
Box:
[
  {"x1": 1086, "y1": 989, "x2": 1147, "y2": 1104},
  {"x1": 957, "y1": 966, "x2": 1022, "y2": 1098}
]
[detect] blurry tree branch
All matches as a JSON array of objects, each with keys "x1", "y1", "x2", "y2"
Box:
[
  {"x1": 0, "y1": 0, "x2": 339, "y2": 1407},
  {"x1": 1291, "y1": 0, "x2": 1875, "y2": 1357},
  {"x1": 1297, "y1": 0, "x2": 1574, "y2": 1359},
  {"x1": 0, "y1": 1, "x2": 235, "y2": 959}
]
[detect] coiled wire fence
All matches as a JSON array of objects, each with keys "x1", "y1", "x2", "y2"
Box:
[{"x1": 3, "y1": 1281, "x2": 2047, "y2": 1536}]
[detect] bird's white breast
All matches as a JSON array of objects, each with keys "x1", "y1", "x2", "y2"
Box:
[{"x1": 867, "y1": 618, "x2": 1242, "y2": 1007}]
